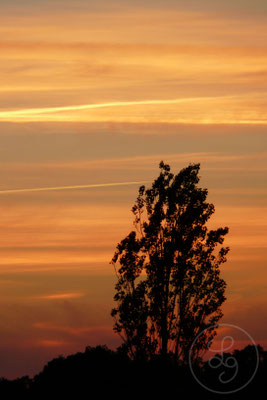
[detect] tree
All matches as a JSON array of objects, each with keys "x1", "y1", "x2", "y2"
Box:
[{"x1": 111, "y1": 162, "x2": 229, "y2": 363}]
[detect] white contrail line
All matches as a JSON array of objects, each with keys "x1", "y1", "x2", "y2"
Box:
[
  {"x1": 1, "y1": 96, "x2": 266, "y2": 125},
  {"x1": 0, "y1": 181, "x2": 149, "y2": 195},
  {"x1": 0, "y1": 96, "x2": 233, "y2": 118}
]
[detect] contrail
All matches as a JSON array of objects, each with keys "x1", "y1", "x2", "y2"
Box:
[
  {"x1": 1, "y1": 96, "x2": 265, "y2": 125},
  {"x1": 0, "y1": 96, "x2": 232, "y2": 118},
  {"x1": 0, "y1": 181, "x2": 149, "y2": 195}
]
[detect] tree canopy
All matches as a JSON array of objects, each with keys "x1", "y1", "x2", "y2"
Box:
[{"x1": 111, "y1": 162, "x2": 229, "y2": 362}]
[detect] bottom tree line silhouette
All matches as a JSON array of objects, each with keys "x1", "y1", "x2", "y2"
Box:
[
  {"x1": 0, "y1": 345, "x2": 266, "y2": 397},
  {"x1": 0, "y1": 162, "x2": 265, "y2": 396}
]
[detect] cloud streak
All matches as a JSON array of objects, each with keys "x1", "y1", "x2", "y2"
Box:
[{"x1": 37, "y1": 292, "x2": 85, "y2": 300}]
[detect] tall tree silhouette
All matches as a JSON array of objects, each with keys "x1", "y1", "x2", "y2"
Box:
[{"x1": 111, "y1": 162, "x2": 229, "y2": 362}]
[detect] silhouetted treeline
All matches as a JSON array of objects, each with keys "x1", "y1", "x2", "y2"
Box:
[{"x1": 0, "y1": 344, "x2": 266, "y2": 398}]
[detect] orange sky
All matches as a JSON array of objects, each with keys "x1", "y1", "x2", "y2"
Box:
[{"x1": 0, "y1": 0, "x2": 266, "y2": 379}]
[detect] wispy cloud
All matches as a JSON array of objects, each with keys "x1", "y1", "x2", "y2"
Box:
[
  {"x1": 33, "y1": 322, "x2": 111, "y2": 336},
  {"x1": 37, "y1": 339, "x2": 70, "y2": 347},
  {"x1": 37, "y1": 292, "x2": 85, "y2": 300}
]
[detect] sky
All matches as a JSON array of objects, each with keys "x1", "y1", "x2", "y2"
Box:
[{"x1": 0, "y1": 0, "x2": 266, "y2": 378}]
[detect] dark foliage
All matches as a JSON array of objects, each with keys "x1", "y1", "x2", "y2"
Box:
[
  {"x1": 111, "y1": 162, "x2": 229, "y2": 361},
  {"x1": 0, "y1": 345, "x2": 266, "y2": 398}
]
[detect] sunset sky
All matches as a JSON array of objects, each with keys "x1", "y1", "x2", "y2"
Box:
[{"x1": 0, "y1": 0, "x2": 266, "y2": 378}]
